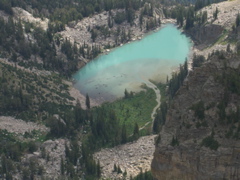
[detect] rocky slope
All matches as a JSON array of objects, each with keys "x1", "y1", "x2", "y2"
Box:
[
  {"x1": 60, "y1": 7, "x2": 171, "y2": 65},
  {"x1": 152, "y1": 1, "x2": 240, "y2": 177},
  {"x1": 94, "y1": 135, "x2": 157, "y2": 179},
  {"x1": 151, "y1": 51, "x2": 240, "y2": 179},
  {"x1": 189, "y1": 0, "x2": 240, "y2": 50}
]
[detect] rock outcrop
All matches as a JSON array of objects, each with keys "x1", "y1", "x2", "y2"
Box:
[
  {"x1": 94, "y1": 135, "x2": 157, "y2": 179},
  {"x1": 188, "y1": 24, "x2": 224, "y2": 50},
  {"x1": 151, "y1": 52, "x2": 240, "y2": 179}
]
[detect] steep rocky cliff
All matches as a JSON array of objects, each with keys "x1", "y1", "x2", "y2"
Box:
[
  {"x1": 151, "y1": 52, "x2": 240, "y2": 180},
  {"x1": 188, "y1": 24, "x2": 224, "y2": 50}
]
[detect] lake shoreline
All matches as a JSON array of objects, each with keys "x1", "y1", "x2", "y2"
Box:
[
  {"x1": 70, "y1": 21, "x2": 178, "y2": 107},
  {"x1": 72, "y1": 24, "x2": 192, "y2": 106}
]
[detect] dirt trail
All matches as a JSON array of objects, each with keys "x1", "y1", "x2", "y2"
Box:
[
  {"x1": 139, "y1": 79, "x2": 161, "y2": 131},
  {"x1": 93, "y1": 79, "x2": 160, "y2": 179}
]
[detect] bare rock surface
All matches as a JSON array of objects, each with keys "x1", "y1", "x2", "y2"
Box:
[
  {"x1": 18, "y1": 138, "x2": 68, "y2": 180},
  {"x1": 94, "y1": 135, "x2": 157, "y2": 179},
  {"x1": 201, "y1": 0, "x2": 240, "y2": 30},
  {"x1": 0, "y1": 7, "x2": 49, "y2": 30},
  {"x1": 0, "y1": 116, "x2": 48, "y2": 134},
  {"x1": 190, "y1": 0, "x2": 240, "y2": 52},
  {"x1": 38, "y1": 139, "x2": 67, "y2": 178},
  {"x1": 151, "y1": 52, "x2": 240, "y2": 179},
  {"x1": 12, "y1": 7, "x2": 49, "y2": 30},
  {"x1": 60, "y1": 9, "x2": 174, "y2": 56}
]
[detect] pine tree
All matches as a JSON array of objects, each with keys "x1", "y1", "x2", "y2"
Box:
[
  {"x1": 152, "y1": 116, "x2": 160, "y2": 134},
  {"x1": 86, "y1": 94, "x2": 90, "y2": 109},
  {"x1": 113, "y1": 163, "x2": 117, "y2": 172},
  {"x1": 61, "y1": 157, "x2": 65, "y2": 175},
  {"x1": 97, "y1": 160, "x2": 101, "y2": 178},
  {"x1": 117, "y1": 165, "x2": 122, "y2": 174},
  {"x1": 236, "y1": 13, "x2": 240, "y2": 27},
  {"x1": 133, "y1": 123, "x2": 139, "y2": 137},
  {"x1": 213, "y1": 7, "x2": 219, "y2": 20},
  {"x1": 124, "y1": 89, "x2": 129, "y2": 99}
]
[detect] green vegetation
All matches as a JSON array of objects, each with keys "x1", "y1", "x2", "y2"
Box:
[
  {"x1": 62, "y1": 140, "x2": 101, "y2": 179},
  {"x1": 113, "y1": 163, "x2": 123, "y2": 174},
  {"x1": 0, "y1": 17, "x2": 80, "y2": 77},
  {"x1": 84, "y1": 87, "x2": 156, "y2": 151},
  {"x1": 0, "y1": 0, "x2": 152, "y2": 25},
  {"x1": 168, "y1": 59, "x2": 188, "y2": 98},
  {"x1": 0, "y1": 129, "x2": 45, "y2": 178},
  {"x1": 162, "y1": 0, "x2": 225, "y2": 30},
  {"x1": 171, "y1": 136, "x2": 179, "y2": 146},
  {"x1": 201, "y1": 135, "x2": 219, "y2": 150},
  {"x1": 153, "y1": 84, "x2": 168, "y2": 134},
  {"x1": 213, "y1": 7, "x2": 219, "y2": 20},
  {"x1": 192, "y1": 54, "x2": 205, "y2": 68},
  {"x1": 191, "y1": 101, "x2": 205, "y2": 120},
  {"x1": 236, "y1": 13, "x2": 240, "y2": 27},
  {"x1": 220, "y1": 68, "x2": 240, "y2": 95},
  {"x1": 1, "y1": 0, "x2": 236, "y2": 178},
  {"x1": 102, "y1": 88, "x2": 156, "y2": 135},
  {"x1": 0, "y1": 62, "x2": 76, "y2": 121},
  {"x1": 0, "y1": 58, "x2": 160, "y2": 179}
]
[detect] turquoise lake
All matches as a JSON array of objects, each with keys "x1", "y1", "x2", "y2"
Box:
[{"x1": 73, "y1": 24, "x2": 192, "y2": 102}]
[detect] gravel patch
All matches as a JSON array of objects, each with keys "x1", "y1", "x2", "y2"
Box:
[{"x1": 94, "y1": 135, "x2": 157, "y2": 179}]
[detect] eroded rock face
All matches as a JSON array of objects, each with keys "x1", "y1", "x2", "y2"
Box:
[
  {"x1": 188, "y1": 24, "x2": 224, "y2": 50},
  {"x1": 151, "y1": 53, "x2": 240, "y2": 180}
]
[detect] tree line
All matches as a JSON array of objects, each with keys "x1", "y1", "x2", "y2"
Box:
[{"x1": 0, "y1": 0, "x2": 152, "y2": 25}]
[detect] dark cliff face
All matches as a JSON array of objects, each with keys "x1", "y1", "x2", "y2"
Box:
[
  {"x1": 187, "y1": 24, "x2": 224, "y2": 50},
  {"x1": 151, "y1": 52, "x2": 240, "y2": 180}
]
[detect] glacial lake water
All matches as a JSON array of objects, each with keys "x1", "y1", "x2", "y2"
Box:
[{"x1": 73, "y1": 24, "x2": 192, "y2": 102}]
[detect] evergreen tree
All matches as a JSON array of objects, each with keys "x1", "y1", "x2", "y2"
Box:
[
  {"x1": 201, "y1": 11, "x2": 208, "y2": 24},
  {"x1": 192, "y1": 54, "x2": 205, "y2": 68},
  {"x1": 133, "y1": 123, "x2": 139, "y2": 137},
  {"x1": 97, "y1": 160, "x2": 101, "y2": 178},
  {"x1": 185, "y1": 7, "x2": 195, "y2": 30},
  {"x1": 226, "y1": 44, "x2": 231, "y2": 52},
  {"x1": 117, "y1": 165, "x2": 122, "y2": 174},
  {"x1": 236, "y1": 13, "x2": 240, "y2": 27},
  {"x1": 61, "y1": 157, "x2": 65, "y2": 175},
  {"x1": 124, "y1": 89, "x2": 129, "y2": 99},
  {"x1": 139, "y1": 10, "x2": 143, "y2": 27},
  {"x1": 91, "y1": 29, "x2": 98, "y2": 42},
  {"x1": 152, "y1": 114, "x2": 160, "y2": 134},
  {"x1": 113, "y1": 163, "x2": 118, "y2": 172},
  {"x1": 213, "y1": 7, "x2": 219, "y2": 20},
  {"x1": 171, "y1": 136, "x2": 179, "y2": 146},
  {"x1": 86, "y1": 94, "x2": 90, "y2": 109}
]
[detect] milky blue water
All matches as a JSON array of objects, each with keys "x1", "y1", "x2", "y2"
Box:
[{"x1": 73, "y1": 24, "x2": 192, "y2": 102}]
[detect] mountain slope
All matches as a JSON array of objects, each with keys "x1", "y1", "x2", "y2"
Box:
[{"x1": 151, "y1": 50, "x2": 240, "y2": 179}]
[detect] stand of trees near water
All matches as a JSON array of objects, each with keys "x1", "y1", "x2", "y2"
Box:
[
  {"x1": 0, "y1": 16, "x2": 103, "y2": 77},
  {"x1": 0, "y1": 0, "x2": 229, "y2": 79},
  {"x1": 152, "y1": 60, "x2": 188, "y2": 134}
]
